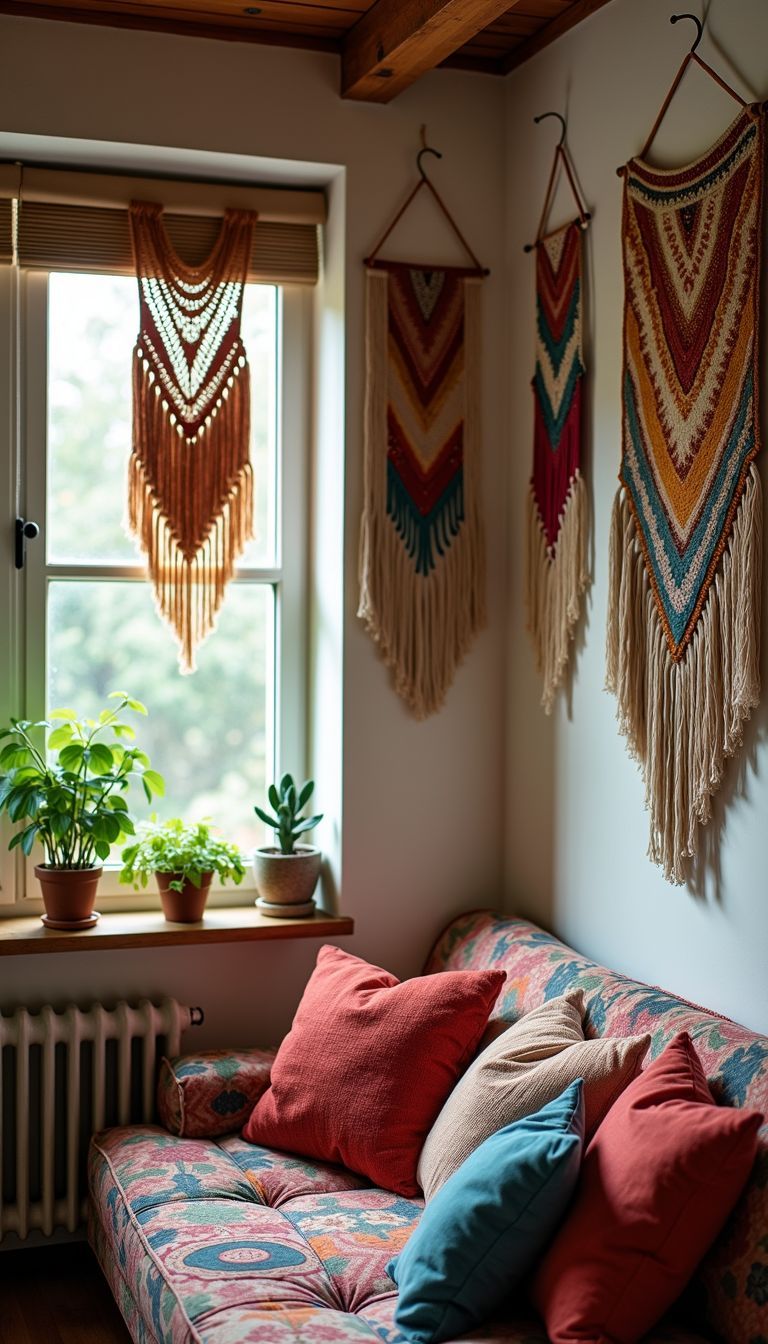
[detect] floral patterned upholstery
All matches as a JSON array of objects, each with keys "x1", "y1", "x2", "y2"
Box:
[
  {"x1": 89, "y1": 911, "x2": 765, "y2": 1343},
  {"x1": 426, "y1": 912, "x2": 768, "y2": 1344},
  {"x1": 157, "y1": 1050, "x2": 276, "y2": 1139}
]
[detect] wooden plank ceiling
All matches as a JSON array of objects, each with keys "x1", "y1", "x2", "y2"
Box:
[{"x1": 2, "y1": 0, "x2": 613, "y2": 99}]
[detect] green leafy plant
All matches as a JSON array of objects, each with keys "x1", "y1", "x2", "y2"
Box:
[
  {"x1": 120, "y1": 817, "x2": 246, "y2": 894},
  {"x1": 254, "y1": 773, "x2": 323, "y2": 855},
  {"x1": 0, "y1": 692, "x2": 164, "y2": 868}
]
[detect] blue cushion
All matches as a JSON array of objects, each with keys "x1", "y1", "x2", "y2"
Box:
[{"x1": 387, "y1": 1078, "x2": 584, "y2": 1344}]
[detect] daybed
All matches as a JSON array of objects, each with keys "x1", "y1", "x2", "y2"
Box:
[{"x1": 88, "y1": 911, "x2": 768, "y2": 1344}]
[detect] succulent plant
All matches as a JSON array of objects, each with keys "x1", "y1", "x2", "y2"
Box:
[{"x1": 254, "y1": 774, "x2": 323, "y2": 856}]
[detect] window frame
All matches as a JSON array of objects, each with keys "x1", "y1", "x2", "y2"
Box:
[{"x1": 0, "y1": 265, "x2": 310, "y2": 912}]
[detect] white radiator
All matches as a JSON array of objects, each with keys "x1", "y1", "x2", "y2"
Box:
[{"x1": 0, "y1": 997, "x2": 203, "y2": 1241}]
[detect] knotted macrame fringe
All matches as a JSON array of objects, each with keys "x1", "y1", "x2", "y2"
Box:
[
  {"x1": 129, "y1": 355, "x2": 253, "y2": 672},
  {"x1": 358, "y1": 270, "x2": 486, "y2": 719},
  {"x1": 526, "y1": 471, "x2": 589, "y2": 714},
  {"x1": 606, "y1": 463, "x2": 762, "y2": 885}
]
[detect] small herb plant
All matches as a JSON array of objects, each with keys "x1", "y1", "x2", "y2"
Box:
[
  {"x1": 120, "y1": 817, "x2": 246, "y2": 894},
  {"x1": 254, "y1": 774, "x2": 323, "y2": 855},
  {"x1": 0, "y1": 692, "x2": 164, "y2": 868}
]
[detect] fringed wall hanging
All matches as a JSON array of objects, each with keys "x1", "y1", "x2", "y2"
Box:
[
  {"x1": 606, "y1": 15, "x2": 764, "y2": 884},
  {"x1": 358, "y1": 132, "x2": 488, "y2": 718},
  {"x1": 128, "y1": 201, "x2": 256, "y2": 673},
  {"x1": 524, "y1": 113, "x2": 591, "y2": 713}
]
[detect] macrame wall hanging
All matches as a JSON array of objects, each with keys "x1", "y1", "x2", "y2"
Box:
[
  {"x1": 606, "y1": 16, "x2": 764, "y2": 885},
  {"x1": 358, "y1": 132, "x2": 488, "y2": 718},
  {"x1": 524, "y1": 113, "x2": 591, "y2": 714},
  {"x1": 128, "y1": 201, "x2": 256, "y2": 673}
]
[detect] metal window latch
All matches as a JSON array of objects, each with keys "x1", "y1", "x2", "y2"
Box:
[{"x1": 15, "y1": 517, "x2": 39, "y2": 570}]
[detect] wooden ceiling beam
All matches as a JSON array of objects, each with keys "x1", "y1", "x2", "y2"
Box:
[
  {"x1": 0, "y1": 1, "x2": 343, "y2": 49},
  {"x1": 341, "y1": 0, "x2": 522, "y2": 102}
]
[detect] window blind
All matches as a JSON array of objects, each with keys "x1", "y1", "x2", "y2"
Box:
[
  {"x1": 0, "y1": 163, "x2": 324, "y2": 285},
  {"x1": 0, "y1": 198, "x2": 12, "y2": 264}
]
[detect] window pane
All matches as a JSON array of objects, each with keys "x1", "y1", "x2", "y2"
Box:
[
  {"x1": 47, "y1": 580, "x2": 273, "y2": 853},
  {"x1": 46, "y1": 273, "x2": 276, "y2": 567}
]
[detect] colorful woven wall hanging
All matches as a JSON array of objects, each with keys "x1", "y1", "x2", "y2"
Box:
[
  {"x1": 359, "y1": 133, "x2": 487, "y2": 718},
  {"x1": 525, "y1": 115, "x2": 591, "y2": 713},
  {"x1": 128, "y1": 202, "x2": 256, "y2": 673},
  {"x1": 606, "y1": 104, "x2": 764, "y2": 884},
  {"x1": 526, "y1": 213, "x2": 590, "y2": 712},
  {"x1": 359, "y1": 262, "x2": 485, "y2": 717}
]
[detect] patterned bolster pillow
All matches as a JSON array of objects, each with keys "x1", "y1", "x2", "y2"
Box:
[{"x1": 157, "y1": 1047, "x2": 277, "y2": 1138}]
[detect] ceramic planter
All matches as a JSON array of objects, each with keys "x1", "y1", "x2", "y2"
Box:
[
  {"x1": 253, "y1": 845, "x2": 321, "y2": 917},
  {"x1": 156, "y1": 872, "x2": 213, "y2": 923},
  {"x1": 35, "y1": 864, "x2": 103, "y2": 929}
]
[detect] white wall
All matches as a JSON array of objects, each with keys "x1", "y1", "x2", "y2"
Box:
[
  {"x1": 3, "y1": 0, "x2": 765, "y2": 1051},
  {"x1": 504, "y1": 0, "x2": 768, "y2": 1032},
  {"x1": 0, "y1": 16, "x2": 507, "y2": 1045}
]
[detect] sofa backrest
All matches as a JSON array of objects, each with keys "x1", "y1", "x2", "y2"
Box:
[{"x1": 425, "y1": 911, "x2": 768, "y2": 1342}]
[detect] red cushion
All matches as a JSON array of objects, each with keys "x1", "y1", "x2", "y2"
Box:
[
  {"x1": 531, "y1": 1031, "x2": 762, "y2": 1344},
  {"x1": 242, "y1": 944, "x2": 505, "y2": 1196}
]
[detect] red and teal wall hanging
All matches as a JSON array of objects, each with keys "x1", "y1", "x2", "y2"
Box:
[
  {"x1": 358, "y1": 135, "x2": 487, "y2": 718},
  {"x1": 524, "y1": 115, "x2": 591, "y2": 714}
]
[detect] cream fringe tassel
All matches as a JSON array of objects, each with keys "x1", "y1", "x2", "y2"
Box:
[
  {"x1": 358, "y1": 270, "x2": 486, "y2": 719},
  {"x1": 526, "y1": 471, "x2": 589, "y2": 714},
  {"x1": 606, "y1": 462, "x2": 762, "y2": 885}
]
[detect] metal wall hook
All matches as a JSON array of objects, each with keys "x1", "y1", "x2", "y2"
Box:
[
  {"x1": 416, "y1": 145, "x2": 442, "y2": 182},
  {"x1": 534, "y1": 111, "x2": 566, "y2": 147},
  {"x1": 671, "y1": 12, "x2": 703, "y2": 53}
]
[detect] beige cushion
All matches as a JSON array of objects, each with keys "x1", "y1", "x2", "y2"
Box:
[{"x1": 417, "y1": 992, "x2": 650, "y2": 1201}]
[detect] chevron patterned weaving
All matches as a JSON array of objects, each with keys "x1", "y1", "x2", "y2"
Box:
[
  {"x1": 128, "y1": 203, "x2": 255, "y2": 673},
  {"x1": 607, "y1": 106, "x2": 764, "y2": 885},
  {"x1": 359, "y1": 263, "x2": 485, "y2": 717},
  {"x1": 527, "y1": 219, "x2": 589, "y2": 713}
]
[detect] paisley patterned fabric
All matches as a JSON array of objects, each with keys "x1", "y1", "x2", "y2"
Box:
[
  {"x1": 426, "y1": 912, "x2": 768, "y2": 1344},
  {"x1": 89, "y1": 1121, "x2": 712, "y2": 1344},
  {"x1": 90, "y1": 911, "x2": 764, "y2": 1344},
  {"x1": 157, "y1": 1049, "x2": 276, "y2": 1138}
]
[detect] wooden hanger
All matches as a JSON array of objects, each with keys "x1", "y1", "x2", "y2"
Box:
[
  {"x1": 618, "y1": 13, "x2": 753, "y2": 175},
  {"x1": 365, "y1": 126, "x2": 489, "y2": 276},
  {"x1": 524, "y1": 112, "x2": 591, "y2": 253}
]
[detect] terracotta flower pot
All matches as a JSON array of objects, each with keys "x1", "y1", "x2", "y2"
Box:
[
  {"x1": 156, "y1": 872, "x2": 213, "y2": 923},
  {"x1": 34, "y1": 864, "x2": 103, "y2": 927},
  {"x1": 253, "y1": 845, "x2": 321, "y2": 917}
]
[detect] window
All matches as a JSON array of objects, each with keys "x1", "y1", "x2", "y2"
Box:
[{"x1": 0, "y1": 262, "x2": 309, "y2": 908}]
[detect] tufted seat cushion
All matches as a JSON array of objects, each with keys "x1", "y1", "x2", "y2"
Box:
[
  {"x1": 89, "y1": 1125, "x2": 419, "y2": 1344},
  {"x1": 89, "y1": 1123, "x2": 716, "y2": 1344},
  {"x1": 91, "y1": 912, "x2": 762, "y2": 1343}
]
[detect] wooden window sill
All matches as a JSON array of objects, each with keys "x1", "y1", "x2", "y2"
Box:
[{"x1": 0, "y1": 906, "x2": 354, "y2": 955}]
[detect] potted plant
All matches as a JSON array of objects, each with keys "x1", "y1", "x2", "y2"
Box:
[
  {"x1": 120, "y1": 817, "x2": 246, "y2": 922},
  {"x1": 253, "y1": 773, "x2": 323, "y2": 917},
  {"x1": 0, "y1": 692, "x2": 163, "y2": 928}
]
